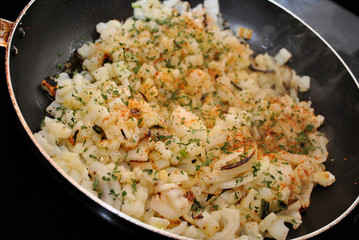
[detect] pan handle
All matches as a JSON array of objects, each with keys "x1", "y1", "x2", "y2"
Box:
[{"x1": 0, "y1": 18, "x2": 14, "y2": 48}]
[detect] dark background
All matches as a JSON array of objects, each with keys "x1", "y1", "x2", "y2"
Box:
[
  {"x1": 1, "y1": 0, "x2": 358, "y2": 239},
  {"x1": 333, "y1": 0, "x2": 359, "y2": 16}
]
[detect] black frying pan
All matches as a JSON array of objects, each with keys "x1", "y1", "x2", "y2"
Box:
[{"x1": 2, "y1": 0, "x2": 359, "y2": 239}]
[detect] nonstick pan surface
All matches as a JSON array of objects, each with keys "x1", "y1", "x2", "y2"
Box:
[{"x1": 2, "y1": 0, "x2": 359, "y2": 239}]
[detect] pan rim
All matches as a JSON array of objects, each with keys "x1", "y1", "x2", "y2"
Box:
[
  {"x1": 267, "y1": 0, "x2": 359, "y2": 238},
  {"x1": 268, "y1": 0, "x2": 359, "y2": 89},
  {"x1": 4, "y1": 0, "x2": 359, "y2": 239}
]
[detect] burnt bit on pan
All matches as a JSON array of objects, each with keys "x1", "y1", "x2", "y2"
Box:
[
  {"x1": 92, "y1": 125, "x2": 107, "y2": 140},
  {"x1": 92, "y1": 125, "x2": 104, "y2": 134},
  {"x1": 62, "y1": 50, "x2": 85, "y2": 77},
  {"x1": 40, "y1": 50, "x2": 84, "y2": 101},
  {"x1": 41, "y1": 76, "x2": 57, "y2": 99},
  {"x1": 248, "y1": 64, "x2": 275, "y2": 74},
  {"x1": 121, "y1": 129, "x2": 127, "y2": 140},
  {"x1": 231, "y1": 81, "x2": 242, "y2": 91},
  {"x1": 102, "y1": 52, "x2": 113, "y2": 64},
  {"x1": 139, "y1": 91, "x2": 148, "y2": 102},
  {"x1": 68, "y1": 130, "x2": 79, "y2": 146}
]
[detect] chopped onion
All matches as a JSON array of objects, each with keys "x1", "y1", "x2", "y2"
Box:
[{"x1": 274, "y1": 48, "x2": 292, "y2": 65}]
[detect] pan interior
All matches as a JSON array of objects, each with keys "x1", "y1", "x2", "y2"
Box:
[{"x1": 7, "y1": 0, "x2": 359, "y2": 239}]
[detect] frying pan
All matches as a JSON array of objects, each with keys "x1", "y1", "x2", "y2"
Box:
[{"x1": 1, "y1": 0, "x2": 359, "y2": 239}]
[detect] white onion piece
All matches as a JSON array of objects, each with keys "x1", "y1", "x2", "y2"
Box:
[
  {"x1": 213, "y1": 150, "x2": 243, "y2": 169},
  {"x1": 88, "y1": 161, "x2": 122, "y2": 210},
  {"x1": 267, "y1": 217, "x2": 289, "y2": 240},
  {"x1": 208, "y1": 173, "x2": 258, "y2": 192},
  {"x1": 166, "y1": 221, "x2": 188, "y2": 235},
  {"x1": 210, "y1": 208, "x2": 240, "y2": 240}
]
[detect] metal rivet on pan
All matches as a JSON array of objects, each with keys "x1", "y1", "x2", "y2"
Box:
[
  {"x1": 18, "y1": 27, "x2": 25, "y2": 39},
  {"x1": 11, "y1": 46, "x2": 18, "y2": 56}
]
